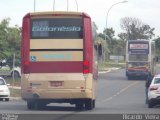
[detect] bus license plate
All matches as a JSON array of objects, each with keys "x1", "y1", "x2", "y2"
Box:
[{"x1": 50, "y1": 81, "x2": 63, "y2": 87}]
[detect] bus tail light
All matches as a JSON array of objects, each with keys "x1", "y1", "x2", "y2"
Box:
[
  {"x1": 83, "y1": 60, "x2": 89, "y2": 74},
  {"x1": 23, "y1": 60, "x2": 30, "y2": 73},
  {"x1": 24, "y1": 61, "x2": 30, "y2": 66}
]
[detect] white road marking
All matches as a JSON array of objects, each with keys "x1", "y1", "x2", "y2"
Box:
[{"x1": 100, "y1": 81, "x2": 140, "y2": 103}]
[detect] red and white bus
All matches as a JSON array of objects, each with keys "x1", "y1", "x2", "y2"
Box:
[{"x1": 21, "y1": 11, "x2": 98, "y2": 110}]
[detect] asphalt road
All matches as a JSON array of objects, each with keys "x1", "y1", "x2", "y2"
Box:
[{"x1": 0, "y1": 68, "x2": 160, "y2": 116}]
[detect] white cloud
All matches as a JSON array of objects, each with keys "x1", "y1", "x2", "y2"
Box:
[{"x1": 0, "y1": 0, "x2": 160, "y2": 37}]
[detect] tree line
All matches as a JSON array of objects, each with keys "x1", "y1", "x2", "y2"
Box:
[
  {"x1": 98, "y1": 17, "x2": 160, "y2": 59},
  {"x1": 0, "y1": 18, "x2": 21, "y2": 67},
  {"x1": 0, "y1": 17, "x2": 160, "y2": 67}
]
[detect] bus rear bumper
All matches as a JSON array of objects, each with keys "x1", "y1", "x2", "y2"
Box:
[
  {"x1": 126, "y1": 70, "x2": 149, "y2": 77},
  {"x1": 22, "y1": 89, "x2": 94, "y2": 103}
]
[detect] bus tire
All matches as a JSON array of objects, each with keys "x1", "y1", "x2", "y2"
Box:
[
  {"x1": 37, "y1": 102, "x2": 46, "y2": 110},
  {"x1": 148, "y1": 101, "x2": 154, "y2": 108},
  {"x1": 127, "y1": 76, "x2": 132, "y2": 80},
  {"x1": 27, "y1": 101, "x2": 35, "y2": 110},
  {"x1": 34, "y1": 102, "x2": 45, "y2": 110},
  {"x1": 85, "y1": 99, "x2": 93, "y2": 110},
  {"x1": 93, "y1": 100, "x2": 95, "y2": 108},
  {"x1": 75, "y1": 103, "x2": 84, "y2": 110}
]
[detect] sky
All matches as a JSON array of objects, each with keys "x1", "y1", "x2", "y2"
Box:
[{"x1": 0, "y1": 0, "x2": 160, "y2": 38}]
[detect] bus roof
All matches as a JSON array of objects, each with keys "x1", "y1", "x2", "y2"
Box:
[
  {"x1": 127, "y1": 39, "x2": 155, "y2": 44},
  {"x1": 24, "y1": 11, "x2": 90, "y2": 18},
  {"x1": 128, "y1": 39, "x2": 148, "y2": 41}
]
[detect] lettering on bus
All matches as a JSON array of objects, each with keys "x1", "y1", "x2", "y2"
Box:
[
  {"x1": 129, "y1": 43, "x2": 149, "y2": 54},
  {"x1": 32, "y1": 26, "x2": 81, "y2": 32},
  {"x1": 129, "y1": 44, "x2": 148, "y2": 49},
  {"x1": 30, "y1": 18, "x2": 83, "y2": 39},
  {"x1": 30, "y1": 53, "x2": 73, "y2": 62},
  {"x1": 41, "y1": 54, "x2": 72, "y2": 60}
]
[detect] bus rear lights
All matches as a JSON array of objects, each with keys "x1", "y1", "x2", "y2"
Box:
[
  {"x1": 83, "y1": 60, "x2": 89, "y2": 74},
  {"x1": 83, "y1": 60, "x2": 89, "y2": 66},
  {"x1": 83, "y1": 69, "x2": 89, "y2": 74},
  {"x1": 24, "y1": 61, "x2": 30, "y2": 66}
]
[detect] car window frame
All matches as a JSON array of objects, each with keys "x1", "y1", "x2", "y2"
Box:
[{"x1": 0, "y1": 78, "x2": 6, "y2": 85}]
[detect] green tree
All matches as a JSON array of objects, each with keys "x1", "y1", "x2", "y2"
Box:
[
  {"x1": 0, "y1": 18, "x2": 10, "y2": 59},
  {"x1": 0, "y1": 18, "x2": 21, "y2": 67},
  {"x1": 105, "y1": 28, "x2": 115, "y2": 54},
  {"x1": 155, "y1": 37, "x2": 160, "y2": 55},
  {"x1": 103, "y1": 27, "x2": 115, "y2": 40},
  {"x1": 120, "y1": 17, "x2": 155, "y2": 40}
]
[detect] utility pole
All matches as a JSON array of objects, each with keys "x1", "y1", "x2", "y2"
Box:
[
  {"x1": 12, "y1": 53, "x2": 15, "y2": 95},
  {"x1": 53, "y1": 0, "x2": 55, "y2": 11},
  {"x1": 34, "y1": 0, "x2": 36, "y2": 12}
]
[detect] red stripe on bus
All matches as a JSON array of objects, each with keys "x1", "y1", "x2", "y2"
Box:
[
  {"x1": 83, "y1": 15, "x2": 93, "y2": 73},
  {"x1": 21, "y1": 13, "x2": 30, "y2": 73},
  {"x1": 23, "y1": 61, "x2": 83, "y2": 73}
]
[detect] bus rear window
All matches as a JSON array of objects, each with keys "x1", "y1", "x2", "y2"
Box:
[
  {"x1": 128, "y1": 43, "x2": 149, "y2": 54},
  {"x1": 129, "y1": 54, "x2": 148, "y2": 61},
  {"x1": 30, "y1": 18, "x2": 83, "y2": 39}
]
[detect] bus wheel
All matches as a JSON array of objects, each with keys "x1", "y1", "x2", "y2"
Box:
[
  {"x1": 75, "y1": 103, "x2": 84, "y2": 110},
  {"x1": 27, "y1": 101, "x2": 35, "y2": 110},
  {"x1": 93, "y1": 100, "x2": 95, "y2": 108},
  {"x1": 127, "y1": 76, "x2": 131, "y2": 80},
  {"x1": 148, "y1": 101, "x2": 154, "y2": 108},
  {"x1": 36, "y1": 103, "x2": 46, "y2": 110},
  {"x1": 85, "y1": 99, "x2": 93, "y2": 110}
]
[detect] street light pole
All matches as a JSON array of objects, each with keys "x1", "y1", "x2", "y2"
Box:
[
  {"x1": 34, "y1": 0, "x2": 36, "y2": 12},
  {"x1": 53, "y1": 0, "x2": 55, "y2": 11},
  {"x1": 67, "y1": 0, "x2": 69, "y2": 11},
  {"x1": 104, "y1": 0, "x2": 128, "y2": 61},
  {"x1": 75, "y1": 0, "x2": 78, "y2": 12},
  {"x1": 105, "y1": 0, "x2": 128, "y2": 41},
  {"x1": 53, "y1": 0, "x2": 78, "y2": 12}
]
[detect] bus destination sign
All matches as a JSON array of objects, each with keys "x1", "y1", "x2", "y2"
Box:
[{"x1": 129, "y1": 43, "x2": 149, "y2": 54}]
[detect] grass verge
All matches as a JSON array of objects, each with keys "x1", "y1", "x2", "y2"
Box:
[
  {"x1": 5, "y1": 77, "x2": 21, "y2": 86},
  {"x1": 9, "y1": 88, "x2": 21, "y2": 97},
  {"x1": 3, "y1": 77, "x2": 21, "y2": 97},
  {"x1": 98, "y1": 61, "x2": 125, "y2": 71}
]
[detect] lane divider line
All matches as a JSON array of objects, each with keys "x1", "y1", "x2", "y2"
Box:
[{"x1": 99, "y1": 81, "x2": 140, "y2": 103}]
